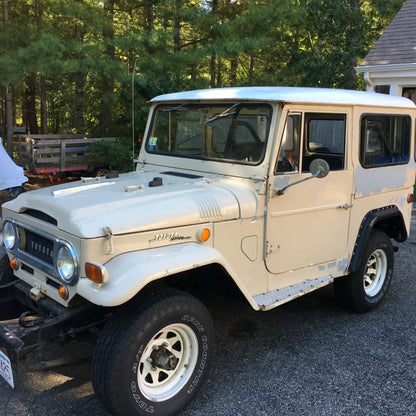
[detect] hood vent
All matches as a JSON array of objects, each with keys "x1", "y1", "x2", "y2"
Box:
[
  {"x1": 193, "y1": 193, "x2": 222, "y2": 219},
  {"x1": 23, "y1": 209, "x2": 57, "y2": 226}
]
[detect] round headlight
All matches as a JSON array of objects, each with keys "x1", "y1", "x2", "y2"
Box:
[
  {"x1": 57, "y1": 245, "x2": 77, "y2": 283},
  {"x1": 3, "y1": 222, "x2": 16, "y2": 250}
]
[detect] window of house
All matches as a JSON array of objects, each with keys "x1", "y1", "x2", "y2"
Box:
[
  {"x1": 360, "y1": 114, "x2": 410, "y2": 167},
  {"x1": 402, "y1": 87, "x2": 416, "y2": 105},
  {"x1": 374, "y1": 85, "x2": 391, "y2": 95}
]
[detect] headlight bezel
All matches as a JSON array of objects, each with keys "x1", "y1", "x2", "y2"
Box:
[
  {"x1": 2, "y1": 221, "x2": 17, "y2": 250},
  {"x1": 56, "y1": 242, "x2": 79, "y2": 284}
]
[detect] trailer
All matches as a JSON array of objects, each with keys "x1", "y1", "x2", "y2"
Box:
[{"x1": 17, "y1": 134, "x2": 116, "y2": 175}]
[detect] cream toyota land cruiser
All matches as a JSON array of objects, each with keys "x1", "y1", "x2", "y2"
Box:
[{"x1": 1, "y1": 87, "x2": 415, "y2": 416}]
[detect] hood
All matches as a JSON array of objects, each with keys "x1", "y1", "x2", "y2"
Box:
[{"x1": 3, "y1": 169, "x2": 249, "y2": 238}]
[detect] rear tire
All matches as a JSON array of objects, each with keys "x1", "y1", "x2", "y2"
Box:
[
  {"x1": 92, "y1": 288, "x2": 214, "y2": 416},
  {"x1": 334, "y1": 231, "x2": 394, "y2": 312}
]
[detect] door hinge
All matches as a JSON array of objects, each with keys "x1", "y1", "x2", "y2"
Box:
[{"x1": 266, "y1": 241, "x2": 279, "y2": 255}]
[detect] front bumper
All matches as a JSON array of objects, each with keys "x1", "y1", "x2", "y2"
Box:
[{"x1": 0, "y1": 281, "x2": 106, "y2": 372}]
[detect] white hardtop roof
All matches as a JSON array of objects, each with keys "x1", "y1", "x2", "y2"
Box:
[{"x1": 151, "y1": 86, "x2": 416, "y2": 108}]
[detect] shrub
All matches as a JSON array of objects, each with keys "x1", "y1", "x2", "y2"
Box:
[{"x1": 87, "y1": 138, "x2": 134, "y2": 173}]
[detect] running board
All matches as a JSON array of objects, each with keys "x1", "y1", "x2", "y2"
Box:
[{"x1": 253, "y1": 275, "x2": 334, "y2": 311}]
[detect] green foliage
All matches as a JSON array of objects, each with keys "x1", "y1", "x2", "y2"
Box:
[
  {"x1": 87, "y1": 138, "x2": 134, "y2": 173},
  {"x1": 0, "y1": 0, "x2": 407, "y2": 138}
]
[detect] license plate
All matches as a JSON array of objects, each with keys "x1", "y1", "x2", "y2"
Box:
[{"x1": 0, "y1": 350, "x2": 14, "y2": 388}]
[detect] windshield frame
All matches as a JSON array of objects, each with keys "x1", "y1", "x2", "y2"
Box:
[{"x1": 144, "y1": 102, "x2": 273, "y2": 166}]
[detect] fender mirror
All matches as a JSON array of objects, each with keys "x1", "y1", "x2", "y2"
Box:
[{"x1": 274, "y1": 158, "x2": 330, "y2": 196}]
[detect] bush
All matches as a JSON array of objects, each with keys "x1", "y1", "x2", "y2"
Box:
[{"x1": 87, "y1": 138, "x2": 134, "y2": 173}]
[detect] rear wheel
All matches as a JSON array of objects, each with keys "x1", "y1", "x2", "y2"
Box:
[
  {"x1": 335, "y1": 231, "x2": 394, "y2": 312},
  {"x1": 92, "y1": 288, "x2": 214, "y2": 416}
]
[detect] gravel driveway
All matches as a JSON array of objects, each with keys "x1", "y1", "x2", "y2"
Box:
[{"x1": 1, "y1": 220, "x2": 416, "y2": 416}]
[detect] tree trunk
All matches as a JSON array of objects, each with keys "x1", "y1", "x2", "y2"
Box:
[
  {"x1": 229, "y1": 57, "x2": 238, "y2": 86},
  {"x1": 173, "y1": 0, "x2": 181, "y2": 52},
  {"x1": 40, "y1": 76, "x2": 48, "y2": 133},
  {"x1": 99, "y1": 0, "x2": 115, "y2": 136},
  {"x1": 3, "y1": 0, "x2": 13, "y2": 156},
  {"x1": 343, "y1": 0, "x2": 361, "y2": 90},
  {"x1": 216, "y1": 57, "x2": 222, "y2": 87},
  {"x1": 35, "y1": 0, "x2": 48, "y2": 133},
  {"x1": 144, "y1": 0, "x2": 154, "y2": 32},
  {"x1": 210, "y1": 55, "x2": 216, "y2": 88},
  {"x1": 74, "y1": 74, "x2": 85, "y2": 132},
  {"x1": 209, "y1": 0, "x2": 218, "y2": 88},
  {"x1": 24, "y1": 75, "x2": 39, "y2": 135},
  {"x1": 74, "y1": 14, "x2": 85, "y2": 133}
]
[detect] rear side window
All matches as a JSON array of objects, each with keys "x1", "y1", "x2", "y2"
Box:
[{"x1": 360, "y1": 114, "x2": 410, "y2": 167}]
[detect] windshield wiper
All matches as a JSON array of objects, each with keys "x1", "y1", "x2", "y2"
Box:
[
  {"x1": 204, "y1": 102, "x2": 242, "y2": 125},
  {"x1": 162, "y1": 103, "x2": 189, "y2": 112}
]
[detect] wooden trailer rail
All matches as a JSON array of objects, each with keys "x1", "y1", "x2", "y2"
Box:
[{"x1": 17, "y1": 135, "x2": 116, "y2": 174}]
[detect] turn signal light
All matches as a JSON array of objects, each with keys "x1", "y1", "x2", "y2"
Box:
[
  {"x1": 59, "y1": 285, "x2": 69, "y2": 300},
  {"x1": 407, "y1": 194, "x2": 413, "y2": 204},
  {"x1": 197, "y1": 228, "x2": 211, "y2": 242},
  {"x1": 10, "y1": 257, "x2": 18, "y2": 270},
  {"x1": 85, "y1": 262, "x2": 108, "y2": 284}
]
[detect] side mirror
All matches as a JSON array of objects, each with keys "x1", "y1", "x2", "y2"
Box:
[
  {"x1": 309, "y1": 158, "x2": 330, "y2": 179},
  {"x1": 274, "y1": 158, "x2": 330, "y2": 196}
]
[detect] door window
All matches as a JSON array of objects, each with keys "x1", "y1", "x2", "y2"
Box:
[
  {"x1": 276, "y1": 112, "x2": 346, "y2": 174},
  {"x1": 276, "y1": 113, "x2": 301, "y2": 173}
]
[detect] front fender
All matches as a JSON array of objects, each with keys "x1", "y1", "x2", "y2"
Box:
[{"x1": 77, "y1": 242, "x2": 254, "y2": 308}]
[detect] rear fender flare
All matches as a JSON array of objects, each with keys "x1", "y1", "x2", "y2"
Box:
[{"x1": 349, "y1": 205, "x2": 406, "y2": 274}]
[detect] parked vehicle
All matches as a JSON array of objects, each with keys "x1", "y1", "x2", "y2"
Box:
[{"x1": 1, "y1": 87, "x2": 415, "y2": 416}]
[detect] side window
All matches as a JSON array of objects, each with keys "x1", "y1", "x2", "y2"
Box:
[
  {"x1": 276, "y1": 113, "x2": 301, "y2": 173},
  {"x1": 360, "y1": 114, "x2": 410, "y2": 167},
  {"x1": 302, "y1": 113, "x2": 346, "y2": 172}
]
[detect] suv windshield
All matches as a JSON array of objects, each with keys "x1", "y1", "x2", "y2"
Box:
[{"x1": 145, "y1": 103, "x2": 272, "y2": 164}]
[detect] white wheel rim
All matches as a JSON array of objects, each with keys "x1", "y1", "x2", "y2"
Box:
[
  {"x1": 138, "y1": 323, "x2": 198, "y2": 402},
  {"x1": 363, "y1": 248, "x2": 388, "y2": 297}
]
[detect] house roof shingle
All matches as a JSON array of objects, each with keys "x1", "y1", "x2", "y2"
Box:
[{"x1": 361, "y1": 0, "x2": 416, "y2": 66}]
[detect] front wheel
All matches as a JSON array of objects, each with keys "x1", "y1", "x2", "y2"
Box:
[
  {"x1": 92, "y1": 288, "x2": 214, "y2": 416},
  {"x1": 334, "y1": 231, "x2": 394, "y2": 312}
]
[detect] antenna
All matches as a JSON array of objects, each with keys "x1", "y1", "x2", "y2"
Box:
[{"x1": 131, "y1": 59, "x2": 137, "y2": 171}]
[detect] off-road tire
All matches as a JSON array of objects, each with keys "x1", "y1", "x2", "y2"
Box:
[
  {"x1": 334, "y1": 231, "x2": 394, "y2": 312},
  {"x1": 92, "y1": 288, "x2": 214, "y2": 416},
  {"x1": 0, "y1": 247, "x2": 16, "y2": 287}
]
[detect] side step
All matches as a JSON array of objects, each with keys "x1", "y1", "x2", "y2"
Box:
[{"x1": 253, "y1": 275, "x2": 334, "y2": 311}]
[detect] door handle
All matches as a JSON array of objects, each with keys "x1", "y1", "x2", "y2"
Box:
[{"x1": 337, "y1": 204, "x2": 353, "y2": 210}]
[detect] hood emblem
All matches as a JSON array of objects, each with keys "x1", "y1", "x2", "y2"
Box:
[{"x1": 149, "y1": 232, "x2": 191, "y2": 242}]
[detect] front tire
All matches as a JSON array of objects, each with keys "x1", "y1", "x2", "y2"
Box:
[
  {"x1": 335, "y1": 231, "x2": 394, "y2": 312},
  {"x1": 92, "y1": 288, "x2": 214, "y2": 416}
]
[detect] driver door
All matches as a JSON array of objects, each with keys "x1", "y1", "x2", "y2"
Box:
[{"x1": 265, "y1": 109, "x2": 353, "y2": 284}]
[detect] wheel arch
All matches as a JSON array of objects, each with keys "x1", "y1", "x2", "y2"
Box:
[
  {"x1": 77, "y1": 242, "x2": 258, "y2": 309},
  {"x1": 349, "y1": 205, "x2": 406, "y2": 274}
]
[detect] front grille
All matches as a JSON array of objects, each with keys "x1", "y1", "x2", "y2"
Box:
[
  {"x1": 24, "y1": 229, "x2": 54, "y2": 265},
  {"x1": 4, "y1": 218, "x2": 79, "y2": 286}
]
